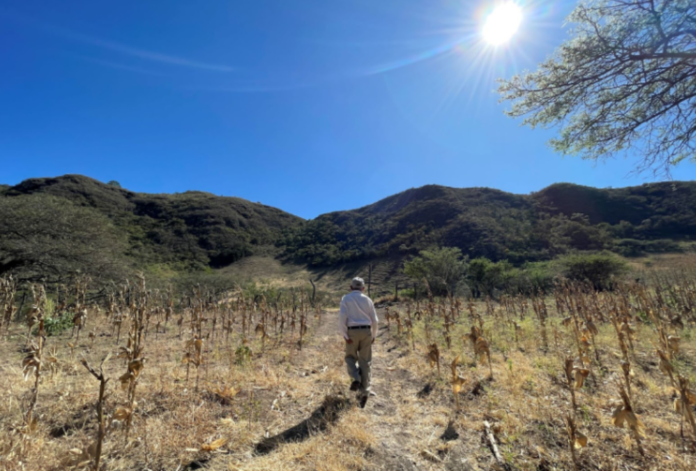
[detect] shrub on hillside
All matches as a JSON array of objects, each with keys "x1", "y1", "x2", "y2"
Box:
[
  {"x1": 42, "y1": 313, "x2": 74, "y2": 336},
  {"x1": 611, "y1": 238, "x2": 683, "y2": 257},
  {"x1": 558, "y1": 252, "x2": 627, "y2": 290},
  {"x1": 512, "y1": 261, "x2": 556, "y2": 294},
  {"x1": 403, "y1": 247, "x2": 468, "y2": 296},
  {"x1": 467, "y1": 258, "x2": 519, "y2": 298},
  {"x1": 0, "y1": 194, "x2": 128, "y2": 284}
]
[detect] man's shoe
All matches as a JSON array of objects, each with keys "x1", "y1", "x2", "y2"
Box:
[
  {"x1": 369, "y1": 390, "x2": 377, "y2": 397},
  {"x1": 359, "y1": 395, "x2": 369, "y2": 409},
  {"x1": 350, "y1": 381, "x2": 361, "y2": 391}
]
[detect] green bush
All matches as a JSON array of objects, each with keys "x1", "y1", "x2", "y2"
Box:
[
  {"x1": 30, "y1": 299, "x2": 73, "y2": 337},
  {"x1": 512, "y1": 262, "x2": 556, "y2": 294},
  {"x1": 404, "y1": 247, "x2": 468, "y2": 296},
  {"x1": 235, "y1": 345, "x2": 252, "y2": 365},
  {"x1": 612, "y1": 238, "x2": 683, "y2": 257},
  {"x1": 467, "y1": 258, "x2": 517, "y2": 298},
  {"x1": 558, "y1": 252, "x2": 627, "y2": 290},
  {"x1": 41, "y1": 312, "x2": 74, "y2": 337},
  {"x1": 397, "y1": 288, "x2": 417, "y2": 299}
]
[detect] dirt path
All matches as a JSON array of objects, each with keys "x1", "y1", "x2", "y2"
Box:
[{"x1": 215, "y1": 308, "x2": 480, "y2": 471}]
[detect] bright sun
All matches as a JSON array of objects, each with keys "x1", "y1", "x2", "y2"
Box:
[{"x1": 483, "y1": 2, "x2": 523, "y2": 46}]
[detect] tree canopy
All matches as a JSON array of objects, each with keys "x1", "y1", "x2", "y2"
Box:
[
  {"x1": 403, "y1": 247, "x2": 468, "y2": 296},
  {"x1": 0, "y1": 195, "x2": 128, "y2": 284},
  {"x1": 499, "y1": 0, "x2": 696, "y2": 173},
  {"x1": 559, "y1": 252, "x2": 628, "y2": 290},
  {"x1": 284, "y1": 181, "x2": 696, "y2": 267}
]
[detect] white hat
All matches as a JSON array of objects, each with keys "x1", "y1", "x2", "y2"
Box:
[{"x1": 351, "y1": 277, "x2": 365, "y2": 289}]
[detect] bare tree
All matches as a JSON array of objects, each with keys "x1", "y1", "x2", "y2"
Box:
[{"x1": 499, "y1": 0, "x2": 696, "y2": 174}]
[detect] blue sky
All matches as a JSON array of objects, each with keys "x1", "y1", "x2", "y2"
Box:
[{"x1": 2, "y1": 0, "x2": 696, "y2": 219}]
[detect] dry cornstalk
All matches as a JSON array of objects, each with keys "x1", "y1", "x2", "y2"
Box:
[
  {"x1": 23, "y1": 285, "x2": 47, "y2": 432},
  {"x1": 427, "y1": 343, "x2": 440, "y2": 376},
  {"x1": 674, "y1": 375, "x2": 696, "y2": 441},
  {"x1": 611, "y1": 387, "x2": 645, "y2": 456},
  {"x1": 565, "y1": 414, "x2": 588, "y2": 471},
  {"x1": 81, "y1": 354, "x2": 111, "y2": 471}
]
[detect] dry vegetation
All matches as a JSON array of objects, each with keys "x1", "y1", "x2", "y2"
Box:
[
  {"x1": 1, "y1": 269, "x2": 696, "y2": 471},
  {"x1": 219, "y1": 255, "x2": 409, "y2": 299}
]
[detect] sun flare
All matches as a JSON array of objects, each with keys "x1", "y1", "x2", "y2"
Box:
[{"x1": 483, "y1": 2, "x2": 523, "y2": 46}]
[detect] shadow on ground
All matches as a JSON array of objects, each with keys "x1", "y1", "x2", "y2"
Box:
[{"x1": 254, "y1": 395, "x2": 351, "y2": 455}]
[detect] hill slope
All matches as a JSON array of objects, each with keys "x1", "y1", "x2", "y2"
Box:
[
  {"x1": 3, "y1": 175, "x2": 696, "y2": 280},
  {"x1": 283, "y1": 181, "x2": 696, "y2": 266},
  {"x1": 3, "y1": 175, "x2": 304, "y2": 270}
]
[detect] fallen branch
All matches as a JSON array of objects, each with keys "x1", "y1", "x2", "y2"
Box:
[{"x1": 483, "y1": 421, "x2": 511, "y2": 470}]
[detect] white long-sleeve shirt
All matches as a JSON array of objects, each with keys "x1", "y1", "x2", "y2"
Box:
[{"x1": 338, "y1": 290, "x2": 379, "y2": 340}]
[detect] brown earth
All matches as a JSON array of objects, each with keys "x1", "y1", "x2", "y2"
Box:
[{"x1": 1, "y1": 299, "x2": 695, "y2": 470}]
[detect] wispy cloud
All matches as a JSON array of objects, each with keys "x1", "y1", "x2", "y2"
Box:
[
  {"x1": 355, "y1": 34, "x2": 481, "y2": 77},
  {"x1": 2, "y1": 9, "x2": 234, "y2": 72},
  {"x1": 72, "y1": 56, "x2": 164, "y2": 76},
  {"x1": 186, "y1": 80, "x2": 323, "y2": 94},
  {"x1": 60, "y1": 29, "x2": 235, "y2": 72}
]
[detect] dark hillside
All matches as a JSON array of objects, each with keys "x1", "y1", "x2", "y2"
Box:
[
  {"x1": 284, "y1": 181, "x2": 696, "y2": 266},
  {"x1": 533, "y1": 182, "x2": 696, "y2": 239},
  {"x1": 533, "y1": 183, "x2": 646, "y2": 224},
  {"x1": 4, "y1": 175, "x2": 303, "y2": 270},
  {"x1": 3, "y1": 175, "x2": 695, "y2": 277},
  {"x1": 8, "y1": 174, "x2": 136, "y2": 215},
  {"x1": 283, "y1": 185, "x2": 540, "y2": 265}
]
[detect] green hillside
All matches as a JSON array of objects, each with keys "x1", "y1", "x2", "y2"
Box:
[
  {"x1": 283, "y1": 182, "x2": 696, "y2": 266},
  {"x1": 1, "y1": 175, "x2": 303, "y2": 278},
  {"x1": 2, "y1": 175, "x2": 695, "y2": 286}
]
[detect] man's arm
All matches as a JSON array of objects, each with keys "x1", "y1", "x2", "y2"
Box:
[
  {"x1": 338, "y1": 297, "x2": 349, "y2": 341},
  {"x1": 369, "y1": 300, "x2": 379, "y2": 340}
]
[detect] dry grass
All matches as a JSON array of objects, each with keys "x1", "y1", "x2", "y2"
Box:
[
  {"x1": 627, "y1": 252, "x2": 696, "y2": 274},
  {"x1": 1, "y1": 277, "x2": 696, "y2": 470},
  {"x1": 219, "y1": 256, "x2": 313, "y2": 290},
  {"x1": 219, "y1": 255, "x2": 410, "y2": 298}
]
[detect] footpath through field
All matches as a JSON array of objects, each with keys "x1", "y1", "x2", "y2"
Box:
[{"x1": 207, "y1": 307, "x2": 482, "y2": 471}]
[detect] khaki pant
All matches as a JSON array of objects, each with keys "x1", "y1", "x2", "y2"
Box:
[{"x1": 345, "y1": 328, "x2": 372, "y2": 393}]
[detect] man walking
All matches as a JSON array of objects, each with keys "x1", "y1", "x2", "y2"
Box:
[{"x1": 338, "y1": 277, "x2": 379, "y2": 408}]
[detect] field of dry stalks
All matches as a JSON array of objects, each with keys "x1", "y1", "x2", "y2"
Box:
[{"x1": 1, "y1": 272, "x2": 696, "y2": 471}]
